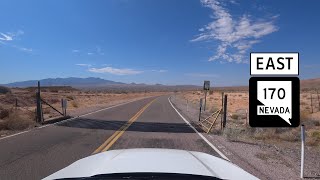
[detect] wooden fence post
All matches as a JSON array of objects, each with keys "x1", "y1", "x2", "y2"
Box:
[
  {"x1": 223, "y1": 94, "x2": 228, "y2": 129},
  {"x1": 221, "y1": 92, "x2": 224, "y2": 129},
  {"x1": 36, "y1": 81, "x2": 43, "y2": 123},
  {"x1": 61, "y1": 99, "x2": 65, "y2": 116},
  {"x1": 317, "y1": 90, "x2": 320, "y2": 111},
  {"x1": 310, "y1": 93, "x2": 313, "y2": 113},
  {"x1": 15, "y1": 98, "x2": 18, "y2": 109}
]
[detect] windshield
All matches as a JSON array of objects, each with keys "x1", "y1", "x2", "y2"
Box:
[{"x1": 0, "y1": 1, "x2": 319, "y2": 180}]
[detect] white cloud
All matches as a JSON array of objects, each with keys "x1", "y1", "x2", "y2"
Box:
[
  {"x1": 73, "y1": 46, "x2": 105, "y2": 56},
  {"x1": 185, "y1": 73, "x2": 219, "y2": 78},
  {"x1": 76, "y1": 63, "x2": 92, "y2": 67},
  {"x1": 10, "y1": 44, "x2": 33, "y2": 53},
  {"x1": 191, "y1": 0, "x2": 278, "y2": 63},
  {"x1": 88, "y1": 66, "x2": 143, "y2": 75},
  {"x1": 19, "y1": 47, "x2": 33, "y2": 52},
  {"x1": 0, "y1": 30, "x2": 33, "y2": 53},
  {"x1": 0, "y1": 30, "x2": 24, "y2": 42},
  {"x1": 0, "y1": 33, "x2": 13, "y2": 41},
  {"x1": 150, "y1": 69, "x2": 168, "y2": 73}
]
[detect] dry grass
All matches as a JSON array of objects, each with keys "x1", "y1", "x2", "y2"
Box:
[
  {"x1": 306, "y1": 130, "x2": 320, "y2": 146},
  {"x1": 66, "y1": 95, "x2": 74, "y2": 100},
  {"x1": 180, "y1": 90, "x2": 320, "y2": 147},
  {"x1": 0, "y1": 109, "x2": 36, "y2": 131},
  {"x1": 70, "y1": 100, "x2": 79, "y2": 108},
  {"x1": 181, "y1": 91, "x2": 249, "y2": 113}
]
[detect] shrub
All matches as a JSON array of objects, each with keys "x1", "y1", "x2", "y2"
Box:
[
  {"x1": 306, "y1": 131, "x2": 320, "y2": 146},
  {"x1": 49, "y1": 98, "x2": 60, "y2": 104},
  {"x1": 7, "y1": 113, "x2": 34, "y2": 130},
  {"x1": 223, "y1": 127, "x2": 247, "y2": 141},
  {"x1": 231, "y1": 113, "x2": 239, "y2": 120},
  {"x1": 0, "y1": 86, "x2": 11, "y2": 94},
  {"x1": 300, "y1": 110, "x2": 310, "y2": 122},
  {"x1": 66, "y1": 95, "x2": 74, "y2": 100},
  {"x1": 71, "y1": 101, "x2": 78, "y2": 108},
  {"x1": 50, "y1": 89, "x2": 59, "y2": 93},
  {"x1": 253, "y1": 129, "x2": 279, "y2": 140},
  {"x1": 0, "y1": 109, "x2": 9, "y2": 119},
  {"x1": 311, "y1": 131, "x2": 320, "y2": 139},
  {"x1": 278, "y1": 130, "x2": 299, "y2": 142},
  {"x1": 0, "y1": 110, "x2": 35, "y2": 130}
]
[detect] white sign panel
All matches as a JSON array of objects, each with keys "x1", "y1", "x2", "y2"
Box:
[
  {"x1": 257, "y1": 81, "x2": 292, "y2": 125},
  {"x1": 250, "y1": 52, "x2": 299, "y2": 75}
]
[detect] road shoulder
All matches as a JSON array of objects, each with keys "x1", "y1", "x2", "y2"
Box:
[{"x1": 169, "y1": 95, "x2": 301, "y2": 180}]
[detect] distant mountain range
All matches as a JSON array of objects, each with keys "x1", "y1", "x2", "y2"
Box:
[
  {"x1": 3, "y1": 77, "x2": 320, "y2": 92},
  {"x1": 4, "y1": 77, "x2": 125, "y2": 87},
  {"x1": 2, "y1": 77, "x2": 201, "y2": 92}
]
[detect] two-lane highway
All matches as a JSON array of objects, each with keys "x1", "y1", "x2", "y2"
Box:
[{"x1": 0, "y1": 96, "x2": 222, "y2": 179}]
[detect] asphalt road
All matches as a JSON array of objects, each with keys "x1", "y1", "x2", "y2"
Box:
[{"x1": 0, "y1": 95, "x2": 221, "y2": 179}]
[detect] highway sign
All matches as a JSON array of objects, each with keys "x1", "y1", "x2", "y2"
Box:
[
  {"x1": 203, "y1": 81, "x2": 210, "y2": 91},
  {"x1": 249, "y1": 77, "x2": 300, "y2": 127},
  {"x1": 250, "y1": 52, "x2": 299, "y2": 75}
]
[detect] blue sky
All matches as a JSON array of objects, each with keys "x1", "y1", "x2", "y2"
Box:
[{"x1": 1, "y1": 0, "x2": 320, "y2": 86}]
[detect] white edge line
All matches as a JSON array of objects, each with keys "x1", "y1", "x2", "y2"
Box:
[
  {"x1": 0, "y1": 97, "x2": 152, "y2": 141},
  {"x1": 0, "y1": 130, "x2": 30, "y2": 140},
  {"x1": 168, "y1": 97, "x2": 230, "y2": 161}
]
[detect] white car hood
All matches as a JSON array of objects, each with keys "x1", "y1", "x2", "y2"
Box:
[{"x1": 44, "y1": 148, "x2": 258, "y2": 180}]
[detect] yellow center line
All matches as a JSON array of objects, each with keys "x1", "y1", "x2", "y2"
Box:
[{"x1": 92, "y1": 99, "x2": 156, "y2": 154}]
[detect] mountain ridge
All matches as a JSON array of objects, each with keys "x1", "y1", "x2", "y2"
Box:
[{"x1": 4, "y1": 77, "x2": 125, "y2": 87}]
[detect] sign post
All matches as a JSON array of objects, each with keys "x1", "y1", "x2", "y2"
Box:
[
  {"x1": 61, "y1": 99, "x2": 67, "y2": 116},
  {"x1": 249, "y1": 52, "x2": 300, "y2": 127},
  {"x1": 203, "y1": 81, "x2": 210, "y2": 111},
  {"x1": 199, "y1": 98, "x2": 203, "y2": 121},
  {"x1": 300, "y1": 124, "x2": 305, "y2": 178}
]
